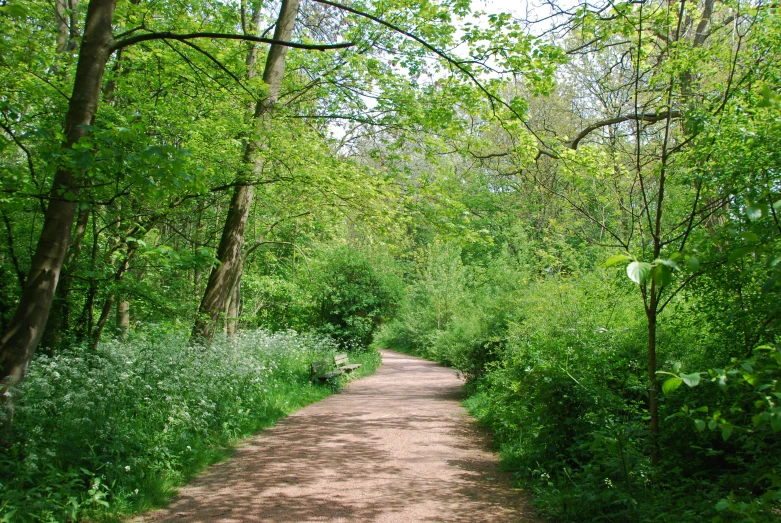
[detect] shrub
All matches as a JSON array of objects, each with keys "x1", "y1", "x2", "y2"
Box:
[
  {"x1": 0, "y1": 328, "x2": 372, "y2": 522},
  {"x1": 311, "y1": 245, "x2": 403, "y2": 347}
]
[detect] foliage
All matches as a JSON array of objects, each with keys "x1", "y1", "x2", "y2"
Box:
[
  {"x1": 0, "y1": 329, "x2": 380, "y2": 522},
  {"x1": 309, "y1": 245, "x2": 404, "y2": 347},
  {"x1": 460, "y1": 276, "x2": 780, "y2": 521},
  {"x1": 661, "y1": 345, "x2": 781, "y2": 520},
  {"x1": 2, "y1": 0, "x2": 781, "y2": 521},
  {"x1": 376, "y1": 242, "x2": 527, "y2": 379}
]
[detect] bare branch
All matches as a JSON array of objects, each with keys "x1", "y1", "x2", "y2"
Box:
[
  {"x1": 110, "y1": 31, "x2": 355, "y2": 54},
  {"x1": 568, "y1": 111, "x2": 682, "y2": 150}
]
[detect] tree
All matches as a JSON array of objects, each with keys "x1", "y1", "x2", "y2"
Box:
[
  {"x1": 0, "y1": 0, "x2": 117, "y2": 426},
  {"x1": 191, "y1": 0, "x2": 300, "y2": 344},
  {"x1": 0, "y1": 0, "x2": 352, "y2": 422},
  {"x1": 513, "y1": 0, "x2": 766, "y2": 465}
]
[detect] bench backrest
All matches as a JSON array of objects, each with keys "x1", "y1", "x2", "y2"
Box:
[{"x1": 334, "y1": 353, "x2": 349, "y2": 366}]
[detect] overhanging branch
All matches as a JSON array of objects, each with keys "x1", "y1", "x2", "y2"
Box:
[
  {"x1": 569, "y1": 111, "x2": 682, "y2": 150},
  {"x1": 110, "y1": 31, "x2": 355, "y2": 54},
  {"x1": 311, "y1": 0, "x2": 554, "y2": 153}
]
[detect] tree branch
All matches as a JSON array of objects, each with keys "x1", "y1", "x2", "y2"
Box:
[
  {"x1": 311, "y1": 0, "x2": 554, "y2": 153},
  {"x1": 110, "y1": 31, "x2": 355, "y2": 53},
  {"x1": 1, "y1": 210, "x2": 25, "y2": 288},
  {"x1": 175, "y1": 39, "x2": 257, "y2": 100},
  {"x1": 568, "y1": 111, "x2": 682, "y2": 150}
]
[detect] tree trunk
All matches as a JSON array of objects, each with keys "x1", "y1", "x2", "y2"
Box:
[
  {"x1": 74, "y1": 209, "x2": 100, "y2": 341},
  {"x1": 225, "y1": 264, "x2": 242, "y2": 339},
  {"x1": 116, "y1": 298, "x2": 129, "y2": 338},
  {"x1": 55, "y1": 0, "x2": 81, "y2": 55},
  {"x1": 191, "y1": 0, "x2": 300, "y2": 344},
  {"x1": 42, "y1": 0, "x2": 90, "y2": 351},
  {"x1": 55, "y1": 0, "x2": 70, "y2": 54},
  {"x1": 41, "y1": 207, "x2": 89, "y2": 351},
  {"x1": 91, "y1": 295, "x2": 115, "y2": 350},
  {"x1": 192, "y1": 184, "x2": 255, "y2": 343},
  {"x1": 646, "y1": 286, "x2": 659, "y2": 467},
  {"x1": 90, "y1": 245, "x2": 134, "y2": 349},
  {"x1": 0, "y1": 0, "x2": 116, "y2": 426}
]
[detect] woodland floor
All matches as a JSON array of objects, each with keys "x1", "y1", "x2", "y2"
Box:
[{"x1": 132, "y1": 350, "x2": 537, "y2": 522}]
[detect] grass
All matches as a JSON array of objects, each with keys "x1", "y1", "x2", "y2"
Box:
[{"x1": 0, "y1": 328, "x2": 381, "y2": 522}]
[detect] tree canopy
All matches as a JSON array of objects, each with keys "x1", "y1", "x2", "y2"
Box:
[{"x1": 1, "y1": 0, "x2": 780, "y2": 520}]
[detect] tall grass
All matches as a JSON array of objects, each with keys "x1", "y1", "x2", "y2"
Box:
[{"x1": 0, "y1": 328, "x2": 379, "y2": 522}]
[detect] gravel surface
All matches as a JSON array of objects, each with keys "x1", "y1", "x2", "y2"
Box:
[{"x1": 135, "y1": 350, "x2": 537, "y2": 522}]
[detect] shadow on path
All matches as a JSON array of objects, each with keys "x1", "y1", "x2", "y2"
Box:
[{"x1": 135, "y1": 350, "x2": 536, "y2": 522}]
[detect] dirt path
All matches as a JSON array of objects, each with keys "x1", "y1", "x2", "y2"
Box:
[{"x1": 136, "y1": 350, "x2": 537, "y2": 522}]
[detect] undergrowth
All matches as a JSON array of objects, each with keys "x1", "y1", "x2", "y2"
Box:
[
  {"x1": 378, "y1": 264, "x2": 781, "y2": 522},
  {"x1": 0, "y1": 328, "x2": 379, "y2": 522}
]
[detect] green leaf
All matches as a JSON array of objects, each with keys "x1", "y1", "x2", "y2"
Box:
[
  {"x1": 680, "y1": 372, "x2": 701, "y2": 387},
  {"x1": 738, "y1": 231, "x2": 759, "y2": 242},
  {"x1": 508, "y1": 96, "x2": 528, "y2": 119},
  {"x1": 1, "y1": 3, "x2": 29, "y2": 18},
  {"x1": 662, "y1": 377, "x2": 683, "y2": 395},
  {"x1": 651, "y1": 264, "x2": 673, "y2": 286},
  {"x1": 654, "y1": 258, "x2": 679, "y2": 270},
  {"x1": 626, "y1": 261, "x2": 652, "y2": 284},
  {"x1": 694, "y1": 419, "x2": 706, "y2": 431},
  {"x1": 746, "y1": 205, "x2": 763, "y2": 221},
  {"x1": 685, "y1": 255, "x2": 699, "y2": 271},
  {"x1": 605, "y1": 254, "x2": 632, "y2": 267},
  {"x1": 761, "y1": 277, "x2": 777, "y2": 293},
  {"x1": 721, "y1": 427, "x2": 733, "y2": 441},
  {"x1": 728, "y1": 246, "x2": 754, "y2": 263}
]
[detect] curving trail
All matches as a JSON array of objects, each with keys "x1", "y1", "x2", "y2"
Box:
[{"x1": 135, "y1": 350, "x2": 537, "y2": 522}]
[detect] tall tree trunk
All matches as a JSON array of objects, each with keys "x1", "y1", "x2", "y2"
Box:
[
  {"x1": 54, "y1": 0, "x2": 81, "y2": 58},
  {"x1": 41, "y1": 207, "x2": 89, "y2": 350},
  {"x1": 228, "y1": 280, "x2": 241, "y2": 338},
  {"x1": 225, "y1": 259, "x2": 243, "y2": 339},
  {"x1": 0, "y1": 0, "x2": 116, "y2": 426},
  {"x1": 42, "y1": 0, "x2": 90, "y2": 351},
  {"x1": 191, "y1": 0, "x2": 300, "y2": 344},
  {"x1": 55, "y1": 0, "x2": 71, "y2": 54},
  {"x1": 75, "y1": 209, "x2": 100, "y2": 341},
  {"x1": 646, "y1": 286, "x2": 659, "y2": 467}
]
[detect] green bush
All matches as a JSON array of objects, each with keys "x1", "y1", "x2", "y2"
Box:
[
  {"x1": 311, "y1": 245, "x2": 403, "y2": 347},
  {"x1": 659, "y1": 345, "x2": 781, "y2": 521},
  {"x1": 464, "y1": 274, "x2": 781, "y2": 521},
  {"x1": 375, "y1": 243, "x2": 524, "y2": 379},
  {"x1": 0, "y1": 329, "x2": 378, "y2": 522}
]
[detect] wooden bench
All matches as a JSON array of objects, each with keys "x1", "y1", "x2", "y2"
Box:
[{"x1": 310, "y1": 353, "x2": 362, "y2": 381}]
